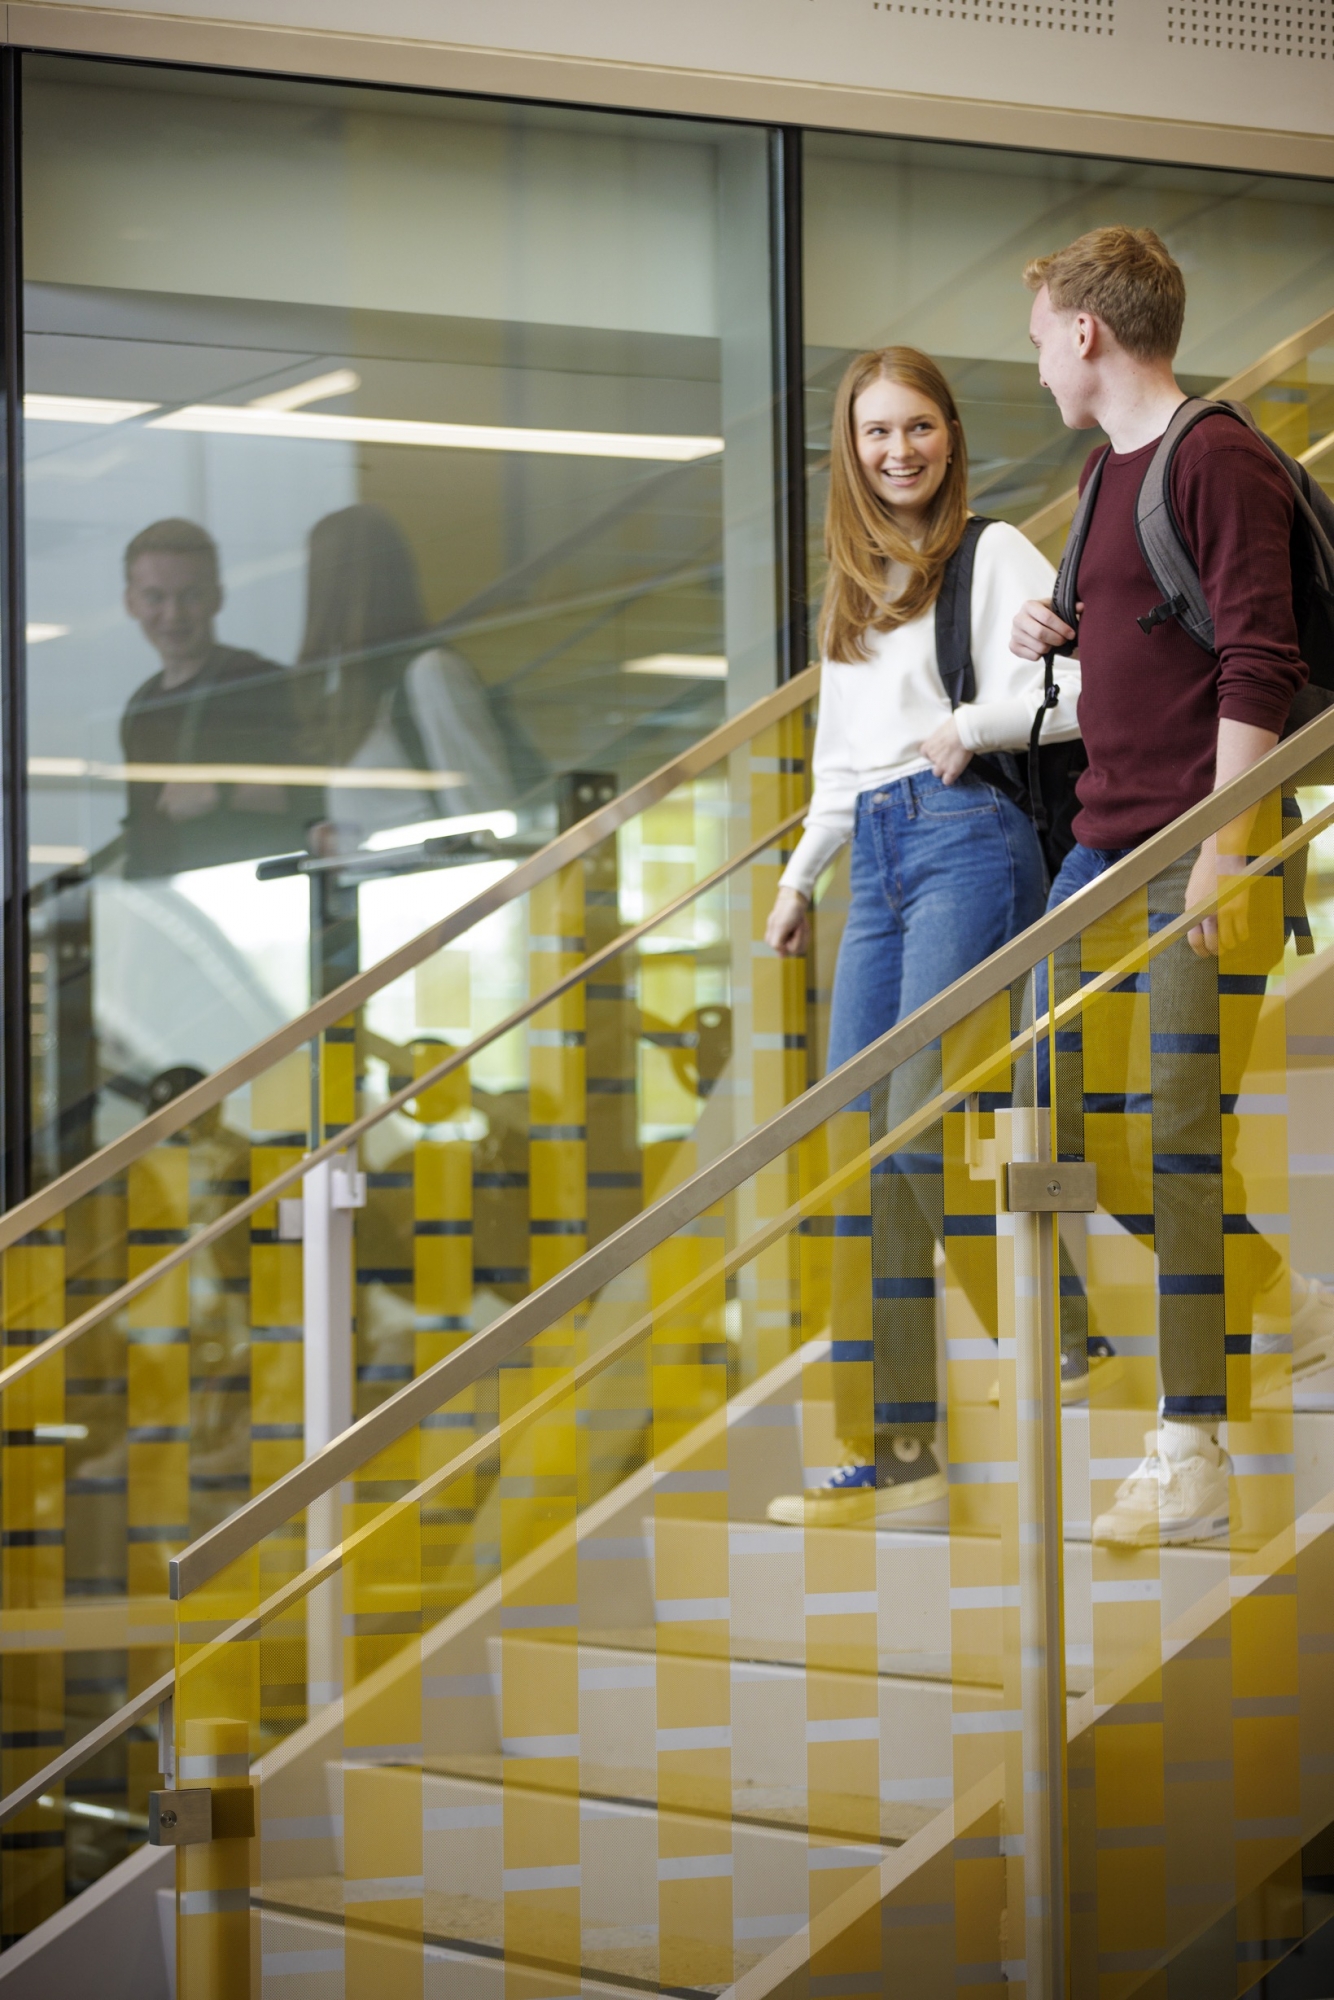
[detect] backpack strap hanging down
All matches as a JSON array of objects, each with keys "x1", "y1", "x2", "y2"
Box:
[
  {"x1": 933, "y1": 514, "x2": 996, "y2": 707},
  {"x1": 935, "y1": 514, "x2": 1035, "y2": 821}
]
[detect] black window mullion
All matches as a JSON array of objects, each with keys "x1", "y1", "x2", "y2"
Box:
[
  {"x1": 770, "y1": 125, "x2": 808, "y2": 684},
  {"x1": 0, "y1": 47, "x2": 29, "y2": 1209}
]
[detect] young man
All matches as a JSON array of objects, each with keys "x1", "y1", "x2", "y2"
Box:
[
  {"x1": 1012, "y1": 224, "x2": 1328, "y2": 1545},
  {"x1": 121, "y1": 517, "x2": 307, "y2": 876}
]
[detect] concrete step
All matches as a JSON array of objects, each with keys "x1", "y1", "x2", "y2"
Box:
[
  {"x1": 252, "y1": 1894, "x2": 662, "y2": 2000},
  {"x1": 473, "y1": 1632, "x2": 958, "y2": 1841},
  {"x1": 302, "y1": 1756, "x2": 896, "y2": 1994},
  {"x1": 638, "y1": 1515, "x2": 1231, "y2": 1699}
]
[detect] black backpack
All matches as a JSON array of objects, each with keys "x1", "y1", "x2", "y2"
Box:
[
  {"x1": 935, "y1": 516, "x2": 1088, "y2": 875},
  {"x1": 1052, "y1": 397, "x2": 1334, "y2": 731}
]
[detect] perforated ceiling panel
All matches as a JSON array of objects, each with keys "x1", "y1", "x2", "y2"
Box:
[
  {"x1": 1166, "y1": 0, "x2": 1330, "y2": 54},
  {"x1": 875, "y1": 0, "x2": 1114, "y2": 29}
]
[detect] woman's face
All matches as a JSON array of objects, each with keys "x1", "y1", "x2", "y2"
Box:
[{"x1": 851, "y1": 375, "x2": 954, "y2": 523}]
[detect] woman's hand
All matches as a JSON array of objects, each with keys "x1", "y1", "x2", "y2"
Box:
[
  {"x1": 921, "y1": 714, "x2": 973, "y2": 786},
  {"x1": 765, "y1": 886, "x2": 811, "y2": 957}
]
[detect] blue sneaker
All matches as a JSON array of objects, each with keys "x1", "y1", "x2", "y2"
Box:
[{"x1": 766, "y1": 1441, "x2": 945, "y2": 1525}]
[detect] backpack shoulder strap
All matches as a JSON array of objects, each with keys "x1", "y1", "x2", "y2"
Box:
[
  {"x1": 1133, "y1": 397, "x2": 1261, "y2": 652},
  {"x1": 1050, "y1": 447, "x2": 1110, "y2": 639},
  {"x1": 934, "y1": 515, "x2": 996, "y2": 708}
]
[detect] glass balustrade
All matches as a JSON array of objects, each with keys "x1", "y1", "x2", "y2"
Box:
[
  {"x1": 160, "y1": 725, "x2": 1334, "y2": 1998},
  {"x1": 172, "y1": 957, "x2": 1049, "y2": 1997},
  {"x1": 0, "y1": 693, "x2": 836, "y2": 1937}
]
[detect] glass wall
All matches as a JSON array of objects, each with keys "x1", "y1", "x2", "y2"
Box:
[
  {"x1": 16, "y1": 70, "x2": 1334, "y2": 1194},
  {"x1": 20, "y1": 58, "x2": 779, "y2": 1182},
  {"x1": 802, "y1": 133, "x2": 1334, "y2": 581}
]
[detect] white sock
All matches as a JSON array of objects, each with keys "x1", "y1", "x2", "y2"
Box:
[{"x1": 1158, "y1": 1419, "x2": 1218, "y2": 1464}]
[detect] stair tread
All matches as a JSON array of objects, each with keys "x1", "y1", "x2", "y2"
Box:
[
  {"x1": 329, "y1": 1748, "x2": 932, "y2": 1848},
  {"x1": 261, "y1": 1875, "x2": 787, "y2": 1995}
]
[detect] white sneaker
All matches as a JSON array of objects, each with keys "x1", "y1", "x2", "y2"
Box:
[
  {"x1": 1258, "y1": 1271, "x2": 1334, "y2": 1364},
  {"x1": 1092, "y1": 1426, "x2": 1232, "y2": 1548}
]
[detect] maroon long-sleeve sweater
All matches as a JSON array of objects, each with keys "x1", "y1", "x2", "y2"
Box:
[{"x1": 1070, "y1": 411, "x2": 1307, "y2": 851}]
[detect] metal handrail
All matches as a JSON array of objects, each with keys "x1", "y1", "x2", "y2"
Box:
[
  {"x1": 0, "y1": 663, "x2": 820, "y2": 1255},
  {"x1": 4, "y1": 708, "x2": 1328, "y2": 1836},
  {"x1": 165, "y1": 782, "x2": 1334, "y2": 1694},
  {"x1": 0, "y1": 1670, "x2": 172, "y2": 1834},
  {"x1": 1019, "y1": 305, "x2": 1334, "y2": 545},
  {"x1": 0, "y1": 802, "x2": 807, "y2": 1398},
  {"x1": 167, "y1": 696, "x2": 1334, "y2": 1600}
]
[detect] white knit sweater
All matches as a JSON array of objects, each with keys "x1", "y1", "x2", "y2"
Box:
[{"x1": 780, "y1": 521, "x2": 1082, "y2": 898}]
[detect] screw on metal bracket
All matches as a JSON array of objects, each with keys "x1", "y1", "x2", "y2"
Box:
[
  {"x1": 149, "y1": 1786, "x2": 255, "y2": 1845},
  {"x1": 1005, "y1": 1161, "x2": 1098, "y2": 1214}
]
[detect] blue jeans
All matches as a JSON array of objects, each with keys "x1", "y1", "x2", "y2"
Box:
[
  {"x1": 826, "y1": 770, "x2": 1048, "y2": 1075},
  {"x1": 1043, "y1": 841, "x2": 1278, "y2": 1421},
  {"x1": 826, "y1": 770, "x2": 1047, "y2": 1449}
]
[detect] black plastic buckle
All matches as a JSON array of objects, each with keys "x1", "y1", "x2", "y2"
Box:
[{"x1": 1137, "y1": 593, "x2": 1187, "y2": 636}]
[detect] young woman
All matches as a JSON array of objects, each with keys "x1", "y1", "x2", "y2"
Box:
[
  {"x1": 298, "y1": 504, "x2": 512, "y2": 843},
  {"x1": 765, "y1": 346, "x2": 1081, "y2": 1526}
]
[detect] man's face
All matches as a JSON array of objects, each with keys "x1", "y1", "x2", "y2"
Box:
[
  {"x1": 1029, "y1": 285, "x2": 1098, "y2": 430},
  {"x1": 124, "y1": 551, "x2": 221, "y2": 671}
]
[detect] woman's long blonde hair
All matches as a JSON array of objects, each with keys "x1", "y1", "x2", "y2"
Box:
[{"x1": 819, "y1": 346, "x2": 970, "y2": 665}]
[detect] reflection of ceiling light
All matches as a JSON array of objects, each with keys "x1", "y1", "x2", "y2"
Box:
[
  {"x1": 149, "y1": 405, "x2": 723, "y2": 461},
  {"x1": 25, "y1": 394, "x2": 159, "y2": 424},
  {"x1": 28, "y1": 757, "x2": 466, "y2": 788},
  {"x1": 27, "y1": 623, "x2": 69, "y2": 643},
  {"x1": 250, "y1": 368, "x2": 361, "y2": 413},
  {"x1": 29, "y1": 843, "x2": 89, "y2": 866},
  {"x1": 24, "y1": 392, "x2": 723, "y2": 461},
  {"x1": 623, "y1": 654, "x2": 728, "y2": 678},
  {"x1": 363, "y1": 809, "x2": 519, "y2": 852}
]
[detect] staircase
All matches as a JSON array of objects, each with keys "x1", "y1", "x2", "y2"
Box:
[
  {"x1": 0, "y1": 314, "x2": 1331, "y2": 1995},
  {"x1": 142, "y1": 697, "x2": 1334, "y2": 1999}
]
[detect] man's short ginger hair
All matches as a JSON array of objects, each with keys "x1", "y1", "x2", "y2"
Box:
[
  {"x1": 1023, "y1": 225, "x2": 1186, "y2": 360},
  {"x1": 123, "y1": 517, "x2": 220, "y2": 584}
]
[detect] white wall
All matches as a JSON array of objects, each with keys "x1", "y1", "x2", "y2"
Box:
[
  {"x1": 24, "y1": 77, "x2": 722, "y2": 339},
  {"x1": 20, "y1": 0, "x2": 1334, "y2": 139}
]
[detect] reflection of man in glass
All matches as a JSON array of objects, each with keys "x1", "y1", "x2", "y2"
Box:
[{"x1": 121, "y1": 517, "x2": 307, "y2": 876}]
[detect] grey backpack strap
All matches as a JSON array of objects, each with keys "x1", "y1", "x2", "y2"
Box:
[
  {"x1": 1133, "y1": 397, "x2": 1236, "y2": 650},
  {"x1": 934, "y1": 516, "x2": 995, "y2": 709}
]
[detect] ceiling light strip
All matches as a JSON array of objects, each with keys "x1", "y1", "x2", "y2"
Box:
[{"x1": 22, "y1": 394, "x2": 719, "y2": 460}]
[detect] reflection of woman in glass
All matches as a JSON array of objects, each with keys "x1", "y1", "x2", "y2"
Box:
[
  {"x1": 763, "y1": 347, "x2": 1082, "y2": 1526},
  {"x1": 298, "y1": 504, "x2": 510, "y2": 840}
]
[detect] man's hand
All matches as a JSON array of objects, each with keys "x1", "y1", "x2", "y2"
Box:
[
  {"x1": 1184, "y1": 838, "x2": 1253, "y2": 958},
  {"x1": 1185, "y1": 719, "x2": 1280, "y2": 957},
  {"x1": 1011, "y1": 596, "x2": 1076, "y2": 662},
  {"x1": 765, "y1": 886, "x2": 810, "y2": 957},
  {"x1": 921, "y1": 714, "x2": 973, "y2": 786},
  {"x1": 157, "y1": 780, "x2": 219, "y2": 822}
]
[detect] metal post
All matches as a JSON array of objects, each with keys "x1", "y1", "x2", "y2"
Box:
[
  {"x1": 303, "y1": 1150, "x2": 364, "y2": 1711},
  {"x1": 1002, "y1": 970, "x2": 1069, "y2": 1998}
]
